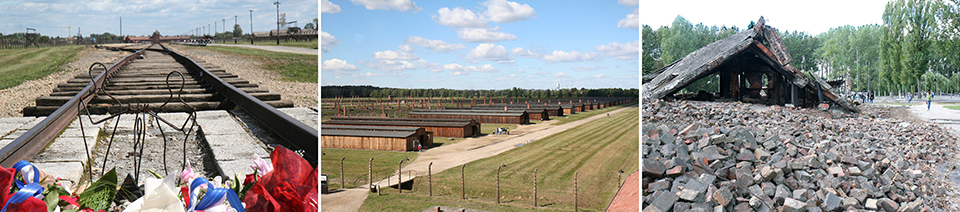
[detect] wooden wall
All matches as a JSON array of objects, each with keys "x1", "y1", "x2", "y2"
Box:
[{"x1": 321, "y1": 135, "x2": 412, "y2": 151}]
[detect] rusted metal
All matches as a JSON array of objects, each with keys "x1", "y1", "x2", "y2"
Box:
[
  {"x1": 0, "y1": 44, "x2": 149, "y2": 167},
  {"x1": 161, "y1": 44, "x2": 318, "y2": 163}
]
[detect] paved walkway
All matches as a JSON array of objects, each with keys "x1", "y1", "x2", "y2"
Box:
[
  {"x1": 320, "y1": 105, "x2": 637, "y2": 211},
  {"x1": 908, "y1": 102, "x2": 960, "y2": 132},
  {"x1": 206, "y1": 43, "x2": 318, "y2": 55}
]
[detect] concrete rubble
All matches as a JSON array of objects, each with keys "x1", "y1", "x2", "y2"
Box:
[{"x1": 643, "y1": 100, "x2": 960, "y2": 211}]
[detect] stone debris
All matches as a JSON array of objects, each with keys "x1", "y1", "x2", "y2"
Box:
[{"x1": 643, "y1": 100, "x2": 960, "y2": 211}]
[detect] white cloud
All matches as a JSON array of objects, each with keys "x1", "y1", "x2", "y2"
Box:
[
  {"x1": 442, "y1": 63, "x2": 498, "y2": 75},
  {"x1": 511, "y1": 47, "x2": 542, "y2": 58},
  {"x1": 405, "y1": 36, "x2": 467, "y2": 53},
  {"x1": 465, "y1": 43, "x2": 513, "y2": 63},
  {"x1": 618, "y1": 8, "x2": 639, "y2": 29},
  {"x1": 457, "y1": 27, "x2": 517, "y2": 43},
  {"x1": 321, "y1": 0, "x2": 342, "y2": 13},
  {"x1": 434, "y1": 7, "x2": 488, "y2": 28},
  {"x1": 354, "y1": 72, "x2": 383, "y2": 77},
  {"x1": 552, "y1": 72, "x2": 570, "y2": 78},
  {"x1": 350, "y1": 0, "x2": 421, "y2": 12},
  {"x1": 596, "y1": 40, "x2": 640, "y2": 60},
  {"x1": 362, "y1": 58, "x2": 439, "y2": 72},
  {"x1": 321, "y1": 31, "x2": 341, "y2": 54},
  {"x1": 535, "y1": 71, "x2": 550, "y2": 75},
  {"x1": 398, "y1": 44, "x2": 416, "y2": 52},
  {"x1": 374, "y1": 50, "x2": 419, "y2": 60},
  {"x1": 517, "y1": 68, "x2": 524, "y2": 73},
  {"x1": 618, "y1": 0, "x2": 639, "y2": 6},
  {"x1": 541, "y1": 50, "x2": 600, "y2": 63},
  {"x1": 322, "y1": 59, "x2": 360, "y2": 74},
  {"x1": 589, "y1": 74, "x2": 608, "y2": 78},
  {"x1": 571, "y1": 66, "x2": 605, "y2": 72},
  {"x1": 482, "y1": 0, "x2": 536, "y2": 23}
]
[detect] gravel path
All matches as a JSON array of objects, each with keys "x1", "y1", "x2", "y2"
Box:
[
  {"x1": 0, "y1": 47, "x2": 128, "y2": 118},
  {"x1": 165, "y1": 45, "x2": 318, "y2": 108}
]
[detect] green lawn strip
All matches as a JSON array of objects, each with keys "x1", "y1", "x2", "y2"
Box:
[
  {"x1": 247, "y1": 40, "x2": 318, "y2": 49},
  {"x1": 360, "y1": 193, "x2": 539, "y2": 212},
  {"x1": 320, "y1": 148, "x2": 419, "y2": 190},
  {"x1": 175, "y1": 45, "x2": 317, "y2": 83},
  {"x1": 433, "y1": 136, "x2": 466, "y2": 147},
  {"x1": 551, "y1": 104, "x2": 633, "y2": 125},
  {"x1": 0, "y1": 45, "x2": 83, "y2": 90},
  {"x1": 945, "y1": 105, "x2": 960, "y2": 110},
  {"x1": 360, "y1": 107, "x2": 640, "y2": 211},
  {"x1": 480, "y1": 124, "x2": 518, "y2": 135}
]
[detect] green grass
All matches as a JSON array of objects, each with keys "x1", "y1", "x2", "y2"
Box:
[
  {"x1": 321, "y1": 149, "x2": 420, "y2": 190},
  {"x1": 0, "y1": 45, "x2": 84, "y2": 90},
  {"x1": 174, "y1": 45, "x2": 317, "y2": 83},
  {"x1": 945, "y1": 105, "x2": 960, "y2": 110},
  {"x1": 480, "y1": 124, "x2": 518, "y2": 135},
  {"x1": 360, "y1": 107, "x2": 640, "y2": 211},
  {"x1": 551, "y1": 104, "x2": 633, "y2": 125},
  {"x1": 245, "y1": 40, "x2": 318, "y2": 49},
  {"x1": 433, "y1": 136, "x2": 466, "y2": 147}
]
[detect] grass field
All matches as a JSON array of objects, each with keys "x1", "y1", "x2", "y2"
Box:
[
  {"x1": 242, "y1": 40, "x2": 318, "y2": 49},
  {"x1": 175, "y1": 45, "x2": 317, "y2": 83},
  {"x1": 321, "y1": 148, "x2": 420, "y2": 190},
  {"x1": 551, "y1": 104, "x2": 632, "y2": 125},
  {"x1": 0, "y1": 45, "x2": 84, "y2": 90},
  {"x1": 359, "y1": 107, "x2": 640, "y2": 212},
  {"x1": 945, "y1": 105, "x2": 960, "y2": 110}
]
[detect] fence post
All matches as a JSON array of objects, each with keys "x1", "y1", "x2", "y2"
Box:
[
  {"x1": 461, "y1": 164, "x2": 465, "y2": 200},
  {"x1": 497, "y1": 166, "x2": 501, "y2": 204},
  {"x1": 369, "y1": 158, "x2": 374, "y2": 193},
  {"x1": 340, "y1": 157, "x2": 345, "y2": 190},
  {"x1": 398, "y1": 160, "x2": 404, "y2": 194},
  {"x1": 575, "y1": 171, "x2": 578, "y2": 212},
  {"x1": 534, "y1": 168, "x2": 538, "y2": 207},
  {"x1": 429, "y1": 162, "x2": 433, "y2": 197}
]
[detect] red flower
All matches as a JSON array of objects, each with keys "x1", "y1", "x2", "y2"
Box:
[{"x1": 243, "y1": 147, "x2": 317, "y2": 212}]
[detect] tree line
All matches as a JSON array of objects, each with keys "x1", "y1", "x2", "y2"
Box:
[
  {"x1": 321, "y1": 85, "x2": 638, "y2": 99},
  {"x1": 643, "y1": 0, "x2": 960, "y2": 96}
]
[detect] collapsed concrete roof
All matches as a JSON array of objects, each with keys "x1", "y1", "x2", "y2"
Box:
[{"x1": 642, "y1": 17, "x2": 859, "y2": 113}]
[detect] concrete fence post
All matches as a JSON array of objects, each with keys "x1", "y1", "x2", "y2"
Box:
[
  {"x1": 398, "y1": 160, "x2": 404, "y2": 194},
  {"x1": 369, "y1": 158, "x2": 373, "y2": 193},
  {"x1": 461, "y1": 164, "x2": 466, "y2": 200},
  {"x1": 534, "y1": 168, "x2": 538, "y2": 207},
  {"x1": 340, "y1": 157, "x2": 345, "y2": 190},
  {"x1": 496, "y1": 166, "x2": 502, "y2": 204},
  {"x1": 429, "y1": 162, "x2": 433, "y2": 197},
  {"x1": 575, "y1": 171, "x2": 579, "y2": 211}
]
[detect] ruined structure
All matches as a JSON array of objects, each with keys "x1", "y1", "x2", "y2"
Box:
[{"x1": 642, "y1": 17, "x2": 859, "y2": 113}]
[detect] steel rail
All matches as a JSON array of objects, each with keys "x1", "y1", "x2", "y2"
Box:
[
  {"x1": 160, "y1": 44, "x2": 318, "y2": 163},
  {"x1": 0, "y1": 44, "x2": 152, "y2": 167}
]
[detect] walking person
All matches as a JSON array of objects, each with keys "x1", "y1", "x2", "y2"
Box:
[{"x1": 927, "y1": 92, "x2": 933, "y2": 110}]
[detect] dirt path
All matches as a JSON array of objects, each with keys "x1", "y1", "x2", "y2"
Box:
[
  {"x1": 206, "y1": 43, "x2": 318, "y2": 55},
  {"x1": 320, "y1": 105, "x2": 637, "y2": 211}
]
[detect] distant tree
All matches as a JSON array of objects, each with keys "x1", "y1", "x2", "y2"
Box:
[
  {"x1": 233, "y1": 24, "x2": 243, "y2": 37},
  {"x1": 304, "y1": 22, "x2": 315, "y2": 30}
]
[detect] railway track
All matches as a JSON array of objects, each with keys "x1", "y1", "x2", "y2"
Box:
[{"x1": 1, "y1": 43, "x2": 317, "y2": 169}]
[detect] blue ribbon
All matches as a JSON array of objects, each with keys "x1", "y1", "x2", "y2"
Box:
[
  {"x1": 11, "y1": 161, "x2": 39, "y2": 190},
  {"x1": 188, "y1": 177, "x2": 245, "y2": 212},
  {"x1": 0, "y1": 183, "x2": 43, "y2": 212}
]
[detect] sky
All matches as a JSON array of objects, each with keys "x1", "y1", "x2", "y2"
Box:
[
  {"x1": 640, "y1": 0, "x2": 888, "y2": 35},
  {"x1": 0, "y1": 0, "x2": 318, "y2": 38},
  {"x1": 320, "y1": 0, "x2": 640, "y2": 90}
]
